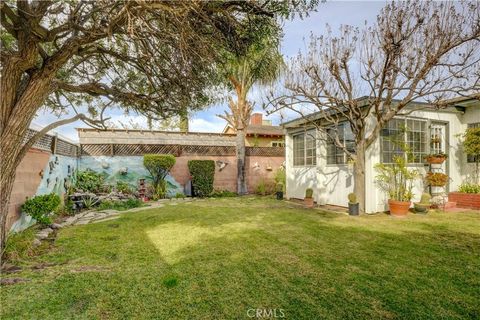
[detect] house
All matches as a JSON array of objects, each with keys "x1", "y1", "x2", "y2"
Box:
[
  {"x1": 283, "y1": 96, "x2": 480, "y2": 213},
  {"x1": 223, "y1": 113, "x2": 285, "y2": 147}
]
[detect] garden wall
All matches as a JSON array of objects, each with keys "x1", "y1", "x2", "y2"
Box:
[
  {"x1": 8, "y1": 129, "x2": 79, "y2": 232},
  {"x1": 448, "y1": 192, "x2": 480, "y2": 210}
]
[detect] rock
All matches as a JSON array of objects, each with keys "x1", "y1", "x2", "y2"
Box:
[
  {"x1": 92, "y1": 216, "x2": 120, "y2": 223},
  {"x1": 1, "y1": 278, "x2": 30, "y2": 285},
  {"x1": 50, "y1": 223, "x2": 62, "y2": 229},
  {"x1": 32, "y1": 239, "x2": 42, "y2": 247},
  {"x1": 43, "y1": 227, "x2": 53, "y2": 233},
  {"x1": 75, "y1": 220, "x2": 91, "y2": 225},
  {"x1": 1, "y1": 263, "x2": 22, "y2": 274}
]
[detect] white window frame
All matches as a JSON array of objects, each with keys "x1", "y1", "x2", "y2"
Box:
[{"x1": 292, "y1": 130, "x2": 316, "y2": 167}]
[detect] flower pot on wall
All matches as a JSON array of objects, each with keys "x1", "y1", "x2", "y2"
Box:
[
  {"x1": 304, "y1": 197, "x2": 314, "y2": 208},
  {"x1": 388, "y1": 199, "x2": 411, "y2": 216}
]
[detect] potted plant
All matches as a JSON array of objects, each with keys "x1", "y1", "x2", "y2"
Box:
[
  {"x1": 375, "y1": 156, "x2": 420, "y2": 217},
  {"x1": 275, "y1": 182, "x2": 284, "y2": 200},
  {"x1": 425, "y1": 152, "x2": 448, "y2": 164},
  {"x1": 414, "y1": 193, "x2": 431, "y2": 214},
  {"x1": 304, "y1": 188, "x2": 314, "y2": 208},
  {"x1": 348, "y1": 193, "x2": 359, "y2": 216}
]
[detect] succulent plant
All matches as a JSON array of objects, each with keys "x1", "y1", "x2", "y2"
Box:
[
  {"x1": 348, "y1": 193, "x2": 358, "y2": 204},
  {"x1": 419, "y1": 193, "x2": 432, "y2": 204},
  {"x1": 305, "y1": 188, "x2": 313, "y2": 198}
]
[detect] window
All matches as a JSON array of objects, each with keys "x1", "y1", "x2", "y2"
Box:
[
  {"x1": 271, "y1": 141, "x2": 285, "y2": 147},
  {"x1": 467, "y1": 123, "x2": 480, "y2": 163},
  {"x1": 326, "y1": 123, "x2": 355, "y2": 164},
  {"x1": 293, "y1": 130, "x2": 316, "y2": 166},
  {"x1": 381, "y1": 118, "x2": 427, "y2": 164}
]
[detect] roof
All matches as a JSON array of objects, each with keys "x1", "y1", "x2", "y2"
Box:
[
  {"x1": 281, "y1": 96, "x2": 474, "y2": 128},
  {"x1": 222, "y1": 124, "x2": 284, "y2": 137},
  {"x1": 245, "y1": 125, "x2": 284, "y2": 137}
]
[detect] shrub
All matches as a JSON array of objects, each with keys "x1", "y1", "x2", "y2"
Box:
[
  {"x1": 274, "y1": 167, "x2": 286, "y2": 192},
  {"x1": 22, "y1": 193, "x2": 61, "y2": 225},
  {"x1": 143, "y1": 154, "x2": 176, "y2": 198},
  {"x1": 76, "y1": 169, "x2": 105, "y2": 193},
  {"x1": 305, "y1": 188, "x2": 313, "y2": 198},
  {"x1": 458, "y1": 183, "x2": 480, "y2": 194},
  {"x1": 188, "y1": 160, "x2": 215, "y2": 197},
  {"x1": 256, "y1": 180, "x2": 267, "y2": 195},
  {"x1": 174, "y1": 192, "x2": 185, "y2": 199},
  {"x1": 348, "y1": 193, "x2": 357, "y2": 203},
  {"x1": 463, "y1": 127, "x2": 480, "y2": 183},
  {"x1": 375, "y1": 156, "x2": 420, "y2": 202},
  {"x1": 275, "y1": 182, "x2": 284, "y2": 193},
  {"x1": 116, "y1": 181, "x2": 133, "y2": 194},
  {"x1": 97, "y1": 198, "x2": 143, "y2": 211}
]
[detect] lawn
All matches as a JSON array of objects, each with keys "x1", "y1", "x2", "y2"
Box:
[{"x1": 1, "y1": 197, "x2": 480, "y2": 319}]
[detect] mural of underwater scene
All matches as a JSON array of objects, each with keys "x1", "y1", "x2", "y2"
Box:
[
  {"x1": 36, "y1": 154, "x2": 78, "y2": 196},
  {"x1": 11, "y1": 154, "x2": 78, "y2": 233},
  {"x1": 79, "y1": 156, "x2": 183, "y2": 196}
]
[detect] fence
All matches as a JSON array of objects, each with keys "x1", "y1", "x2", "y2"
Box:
[
  {"x1": 80, "y1": 144, "x2": 284, "y2": 157},
  {"x1": 23, "y1": 128, "x2": 79, "y2": 157}
]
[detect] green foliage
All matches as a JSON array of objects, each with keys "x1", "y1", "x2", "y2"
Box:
[
  {"x1": 462, "y1": 127, "x2": 480, "y2": 158},
  {"x1": 174, "y1": 192, "x2": 185, "y2": 199},
  {"x1": 116, "y1": 181, "x2": 133, "y2": 194},
  {"x1": 143, "y1": 154, "x2": 176, "y2": 198},
  {"x1": 425, "y1": 172, "x2": 449, "y2": 186},
  {"x1": 76, "y1": 169, "x2": 105, "y2": 193},
  {"x1": 97, "y1": 199, "x2": 143, "y2": 211},
  {"x1": 348, "y1": 193, "x2": 357, "y2": 204},
  {"x1": 458, "y1": 183, "x2": 480, "y2": 194},
  {"x1": 274, "y1": 167, "x2": 286, "y2": 192},
  {"x1": 22, "y1": 193, "x2": 61, "y2": 225},
  {"x1": 3, "y1": 226, "x2": 39, "y2": 263},
  {"x1": 188, "y1": 160, "x2": 215, "y2": 197},
  {"x1": 210, "y1": 190, "x2": 238, "y2": 197},
  {"x1": 275, "y1": 182, "x2": 284, "y2": 193},
  {"x1": 375, "y1": 156, "x2": 420, "y2": 202},
  {"x1": 256, "y1": 180, "x2": 267, "y2": 195},
  {"x1": 419, "y1": 193, "x2": 432, "y2": 204},
  {"x1": 82, "y1": 196, "x2": 99, "y2": 209},
  {"x1": 305, "y1": 188, "x2": 313, "y2": 198}
]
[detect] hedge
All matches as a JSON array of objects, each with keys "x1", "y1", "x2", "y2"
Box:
[
  {"x1": 188, "y1": 160, "x2": 215, "y2": 197},
  {"x1": 22, "y1": 193, "x2": 61, "y2": 225}
]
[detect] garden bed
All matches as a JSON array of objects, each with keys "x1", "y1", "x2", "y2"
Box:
[{"x1": 449, "y1": 192, "x2": 480, "y2": 209}]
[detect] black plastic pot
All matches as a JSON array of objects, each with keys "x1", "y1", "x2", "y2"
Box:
[
  {"x1": 348, "y1": 202, "x2": 359, "y2": 216},
  {"x1": 276, "y1": 192, "x2": 283, "y2": 200}
]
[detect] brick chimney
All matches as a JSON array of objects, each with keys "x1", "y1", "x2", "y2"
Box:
[{"x1": 250, "y1": 113, "x2": 263, "y2": 125}]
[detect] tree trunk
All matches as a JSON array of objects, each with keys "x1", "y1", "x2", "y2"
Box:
[
  {"x1": 236, "y1": 129, "x2": 248, "y2": 195},
  {"x1": 353, "y1": 142, "x2": 366, "y2": 213}
]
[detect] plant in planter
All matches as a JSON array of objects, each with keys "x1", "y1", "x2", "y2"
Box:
[
  {"x1": 425, "y1": 152, "x2": 448, "y2": 164},
  {"x1": 22, "y1": 193, "x2": 61, "y2": 225},
  {"x1": 425, "y1": 172, "x2": 449, "y2": 186},
  {"x1": 375, "y1": 156, "x2": 420, "y2": 216},
  {"x1": 414, "y1": 193, "x2": 431, "y2": 214},
  {"x1": 348, "y1": 193, "x2": 359, "y2": 216},
  {"x1": 304, "y1": 188, "x2": 314, "y2": 208},
  {"x1": 144, "y1": 154, "x2": 176, "y2": 199},
  {"x1": 275, "y1": 182, "x2": 284, "y2": 200}
]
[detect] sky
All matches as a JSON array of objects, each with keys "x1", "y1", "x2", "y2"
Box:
[{"x1": 33, "y1": 1, "x2": 386, "y2": 142}]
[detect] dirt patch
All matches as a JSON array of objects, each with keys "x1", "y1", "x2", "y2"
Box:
[
  {"x1": 0, "y1": 278, "x2": 30, "y2": 286},
  {"x1": 31, "y1": 262, "x2": 62, "y2": 270},
  {"x1": 1, "y1": 263, "x2": 22, "y2": 274}
]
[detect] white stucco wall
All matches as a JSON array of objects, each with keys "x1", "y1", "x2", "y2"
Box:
[{"x1": 285, "y1": 103, "x2": 478, "y2": 213}]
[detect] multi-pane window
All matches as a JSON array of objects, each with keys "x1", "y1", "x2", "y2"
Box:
[
  {"x1": 467, "y1": 123, "x2": 480, "y2": 163},
  {"x1": 326, "y1": 123, "x2": 355, "y2": 164},
  {"x1": 381, "y1": 118, "x2": 427, "y2": 164},
  {"x1": 292, "y1": 130, "x2": 316, "y2": 166}
]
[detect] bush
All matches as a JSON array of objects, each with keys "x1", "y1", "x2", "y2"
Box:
[
  {"x1": 97, "y1": 198, "x2": 143, "y2": 211},
  {"x1": 305, "y1": 188, "x2": 313, "y2": 198},
  {"x1": 116, "y1": 181, "x2": 133, "y2": 194},
  {"x1": 188, "y1": 160, "x2": 215, "y2": 197},
  {"x1": 22, "y1": 193, "x2": 61, "y2": 225},
  {"x1": 76, "y1": 169, "x2": 105, "y2": 193},
  {"x1": 143, "y1": 154, "x2": 176, "y2": 198},
  {"x1": 458, "y1": 183, "x2": 480, "y2": 194}
]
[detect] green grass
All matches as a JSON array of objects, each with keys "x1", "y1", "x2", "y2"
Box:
[{"x1": 1, "y1": 197, "x2": 479, "y2": 319}]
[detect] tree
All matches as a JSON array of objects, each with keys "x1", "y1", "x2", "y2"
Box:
[
  {"x1": 0, "y1": 0, "x2": 291, "y2": 257},
  {"x1": 219, "y1": 27, "x2": 284, "y2": 194},
  {"x1": 143, "y1": 154, "x2": 176, "y2": 199},
  {"x1": 267, "y1": 0, "x2": 480, "y2": 212}
]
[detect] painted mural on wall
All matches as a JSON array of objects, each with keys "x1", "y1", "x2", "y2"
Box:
[
  {"x1": 79, "y1": 156, "x2": 183, "y2": 196},
  {"x1": 36, "y1": 155, "x2": 78, "y2": 196},
  {"x1": 10, "y1": 154, "x2": 78, "y2": 233}
]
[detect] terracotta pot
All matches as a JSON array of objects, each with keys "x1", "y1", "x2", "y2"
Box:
[
  {"x1": 304, "y1": 197, "x2": 314, "y2": 208},
  {"x1": 388, "y1": 199, "x2": 411, "y2": 216},
  {"x1": 426, "y1": 156, "x2": 446, "y2": 164}
]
